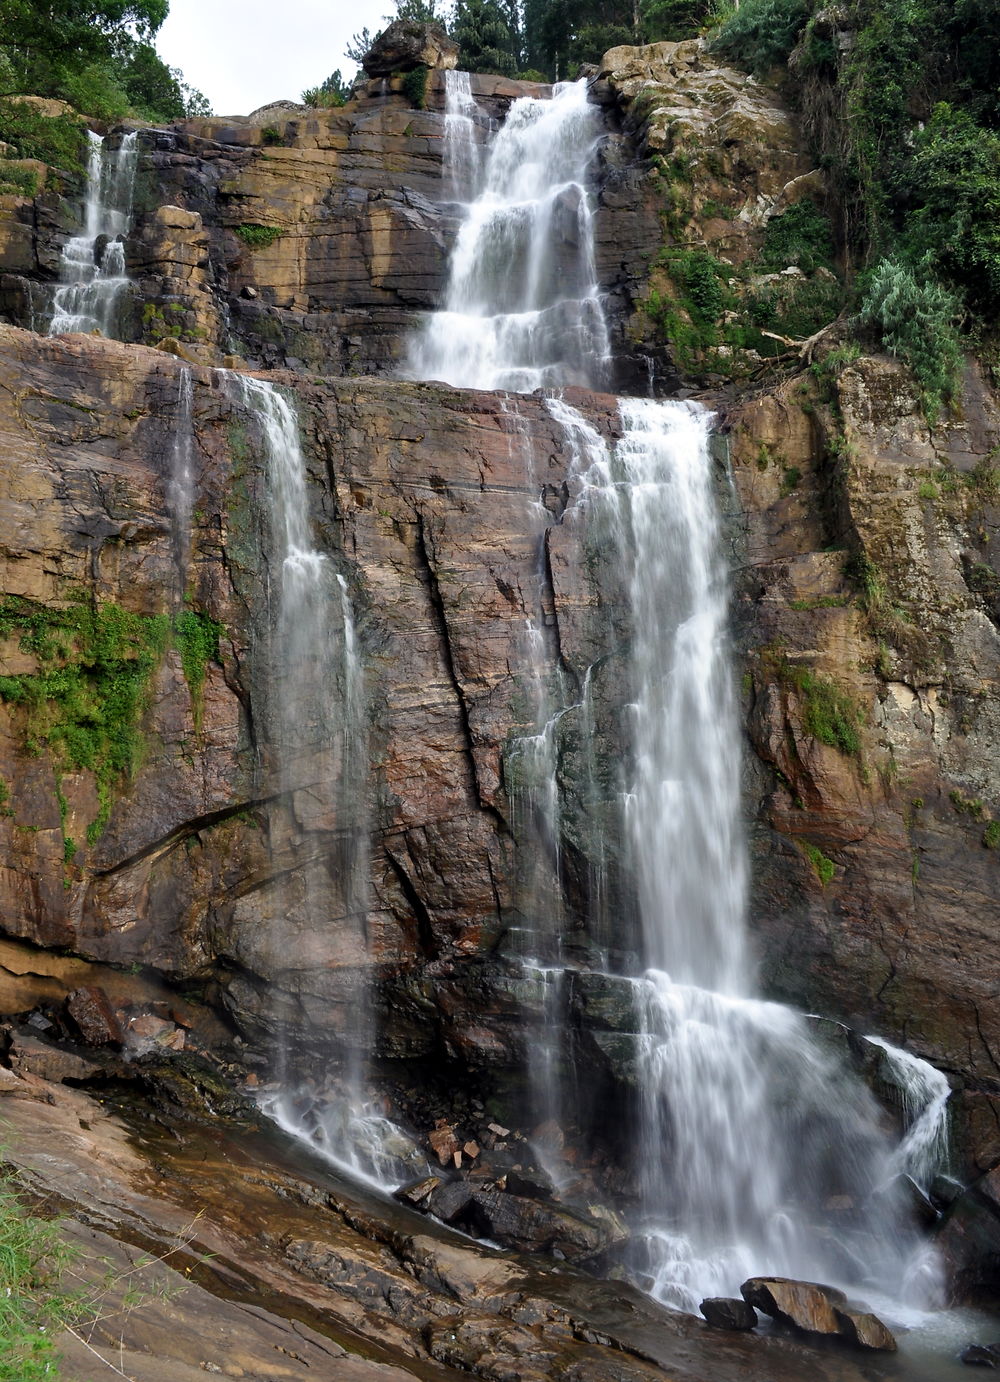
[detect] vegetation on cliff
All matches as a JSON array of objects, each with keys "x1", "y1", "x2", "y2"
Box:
[
  {"x1": 0, "y1": 0, "x2": 208, "y2": 123},
  {"x1": 708, "y1": 0, "x2": 1000, "y2": 412}
]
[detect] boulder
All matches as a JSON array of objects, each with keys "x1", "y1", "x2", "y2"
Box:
[
  {"x1": 961, "y1": 1344, "x2": 1000, "y2": 1367},
  {"x1": 66, "y1": 986, "x2": 123, "y2": 1046},
  {"x1": 741, "y1": 1277, "x2": 846, "y2": 1335},
  {"x1": 361, "y1": 21, "x2": 458, "y2": 76},
  {"x1": 700, "y1": 1297, "x2": 757, "y2": 1331},
  {"x1": 740, "y1": 1277, "x2": 896, "y2": 1352},
  {"x1": 466, "y1": 1188, "x2": 627, "y2": 1260}
]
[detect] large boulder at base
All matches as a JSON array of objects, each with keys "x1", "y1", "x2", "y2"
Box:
[
  {"x1": 700, "y1": 1297, "x2": 757, "y2": 1331},
  {"x1": 362, "y1": 20, "x2": 459, "y2": 76},
  {"x1": 740, "y1": 1277, "x2": 896, "y2": 1352}
]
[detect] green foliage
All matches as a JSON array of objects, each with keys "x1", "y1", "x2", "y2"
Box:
[
  {"x1": 235, "y1": 223, "x2": 283, "y2": 249},
  {"x1": 0, "y1": 595, "x2": 169, "y2": 851},
  {"x1": 663, "y1": 247, "x2": 728, "y2": 326},
  {"x1": 743, "y1": 272, "x2": 843, "y2": 352},
  {"x1": 0, "y1": 99, "x2": 85, "y2": 177},
  {"x1": 710, "y1": 0, "x2": 810, "y2": 74},
  {"x1": 301, "y1": 68, "x2": 350, "y2": 107},
  {"x1": 903, "y1": 104, "x2": 1000, "y2": 315},
  {"x1": 452, "y1": 0, "x2": 519, "y2": 75},
  {"x1": 856, "y1": 258, "x2": 962, "y2": 423},
  {"x1": 950, "y1": 787, "x2": 986, "y2": 820},
  {"x1": 759, "y1": 201, "x2": 835, "y2": 274},
  {"x1": 802, "y1": 840, "x2": 836, "y2": 885},
  {"x1": 0, "y1": 161, "x2": 37, "y2": 196},
  {"x1": 779, "y1": 660, "x2": 864, "y2": 755},
  {"x1": 401, "y1": 63, "x2": 429, "y2": 109},
  {"x1": 173, "y1": 608, "x2": 222, "y2": 729},
  {"x1": 0, "y1": 0, "x2": 207, "y2": 121},
  {"x1": 0, "y1": 1182, "x2": 75, "y2": 1380},
  {"x1": 983, "y1": 820, "x2": 1000, "y2": 849}
]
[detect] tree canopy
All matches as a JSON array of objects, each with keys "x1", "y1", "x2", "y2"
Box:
[{"x1": 0, "y1": 0, "x2": 208, "y2": 119}]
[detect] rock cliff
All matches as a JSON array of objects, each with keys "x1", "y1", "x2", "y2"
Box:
[{"x1": 1, "y1": 34, "x2": 1000, "y2": 1316}]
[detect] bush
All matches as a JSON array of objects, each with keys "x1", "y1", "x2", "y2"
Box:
[
  {"x1": 710, "y1": 0, "x2": 811, "y2": 74},
  {"x1": 0, "y1": 99, "x2": 86, "y2": 178},
  {"x1": 759, "y1": 200, "x2": 835, "y2": 273},
  {"x1": 235, "y1": 223, "x2": 283, "y2": 248},
  {"x1": 59, "y1": 62, "x2": 130, "y2": 121},
  {"x1": 857, "y1": 258, "x2": 963, "y2": 422}
]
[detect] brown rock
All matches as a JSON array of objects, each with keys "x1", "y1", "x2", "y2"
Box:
[
  {"x1": 835, "y1": 1308, "x2": 898, "y2": 1352},
  {"x1": 361, "y1": 20, "x2": 459, "y2": 75},
  {"x1": 428, "y1": 1123, "x2": 461, "y2": 1166},
  {"x1": 740, "y1": 1277, "x2": 846, "y2": 1335},
  {"x1": 66, "y1": 986, "x2": 123, "y2": 1046}
]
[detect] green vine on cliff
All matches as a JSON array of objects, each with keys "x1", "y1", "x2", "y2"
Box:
[{"x1": 0, "y1": 596, "x2": 170, "y2": 855}]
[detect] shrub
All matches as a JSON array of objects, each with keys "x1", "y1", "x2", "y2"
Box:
[
  {"x1": 759, "y1": 201, "x2": 836, "y2": 274},
  {"x1": 401, "y1": 64, "x2": 429, "y2": 110},
  {"x1": 710, "y1": 0, "x2": 811, "y2": 74},
  {"x1": 857, "y1": 258, "x2": 963, "y2": 423},
  {"x1": 235, "y1": 223, "x2": 283, "y2": 248},
  {"x1": 0, "y1": 100, "x2": 86, "y2": 178}
]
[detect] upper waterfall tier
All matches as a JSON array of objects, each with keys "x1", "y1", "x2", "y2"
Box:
[
  {"x1": 49, "y1": 131, "x2": 138, "y2": 338},
  {"x1": 408, "y1": 77, "x2": 610, "y2": 392}
]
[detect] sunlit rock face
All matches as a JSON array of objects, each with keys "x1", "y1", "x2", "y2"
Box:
[{"x1": 0, "y1": 37, "x2": 999, "y2": 1227}]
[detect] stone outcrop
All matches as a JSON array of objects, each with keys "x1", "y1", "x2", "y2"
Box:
[{"x1": 361, "y1": 20, "x2": 459, "y2": 76}]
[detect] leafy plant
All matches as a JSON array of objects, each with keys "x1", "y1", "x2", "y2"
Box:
[
  {"x1": 710, "y1": 0, "x2": 811, "y2": 74},
  {"x1": 235, "y1": 223, "x2": 283, "y2": 249},
  {"x1": 856, "y1": 258, "x2": 962, "y2": 423},
  {"x1": 759, "y1": 201, "x2": 836, "y2": 274}
]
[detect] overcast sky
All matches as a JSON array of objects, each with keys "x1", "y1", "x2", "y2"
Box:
[{"x1": 156, "y1": 0, "x2": 394, "y2": 116}]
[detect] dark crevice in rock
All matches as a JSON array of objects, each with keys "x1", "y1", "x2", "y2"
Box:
[
  {"x1": 384, "y1": 839, "x2": 438, "y2": 959},
  {"x1": 93, "y1": 799, "x2": 275, "y2": 878}
]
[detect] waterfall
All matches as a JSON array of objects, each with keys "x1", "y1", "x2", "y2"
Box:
[
  {"x1": 443, "y1": 69, "x2": 484, "y2": 200},
  {"x1": 865, "y1": 1036, "x2": 952, "y2": 1193},
  {"x1": 222, "y1": 374, "x2": 408, "y2": 1187},
  {"x1": 168, "y1": 367, "x2": 194, "y2": 598},
  {"x1": 408, "y1": 79, "x2": 609, "y2": 391},
  {"x1": 50, "y1": 130, "x2": 138, "y2": 338},
  {"x1": 410, "y1": 73, "x2": 947, "y2": 1316}
]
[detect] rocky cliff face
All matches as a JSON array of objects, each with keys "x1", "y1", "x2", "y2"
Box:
[{"x1": 2, "y1": 35, "x2": 1000, "y2": 1301}]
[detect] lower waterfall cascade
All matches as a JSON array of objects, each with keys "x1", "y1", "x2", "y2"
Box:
[{"x1": 405, "y1": 71, "x2": 952, "y2": 1319}]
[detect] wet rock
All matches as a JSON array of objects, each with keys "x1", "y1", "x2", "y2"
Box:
[
  {"x1": 834, "y1": 1308, "x2": 897, "y2": 1352},
  {"x1": 394, "y1": 1174, "x2": 441, "y2": 1207},
  {"x1": 429, "y1": 1121, "x2": 462, "y2": 1165},
  {"x1": 505, "y1": 1166, "x2": 556, "y2": 1200},
  {"x1": 426, "y1": 1177, "x2": 476, "y2": 1223},
  {"x1": 66, "y1": 986, "x2": 123, "y2": 1046},
  {"x1": 931, "y1": 1174, "x2": 965, "y2": 1209},
  {"x1": 10, "y1": 1030, "x2": 107, "y2": 1083},
  {"x1": 700, "y1": 1297, "x2": 757, "y2": 1330},
  {"x1": 741, "y1": 1277, "x2": 846, "y2": 1335},
  {"x1": 961, "y1": 1343, "x2": 1000, "y2": 1366},
  {"x1": 467, "y1": 1187, "x2": 627, "y2": 1260},
  {"x1": 741, "y1": 1277, "x2": 896, "y2": 1352},
  {"x1": 361, "y1": 20, "x2": 458, "y2": 75}
]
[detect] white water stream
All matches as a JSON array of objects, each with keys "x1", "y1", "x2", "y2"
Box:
[
  {"x1": 408, "y1": 77, "x2": 609, "y2": 391},
  {"x1": 224, "y1": 374, "x2": 413, "y2": 1187},
  {"x1": 50, "y1": 130, "x2": 138, "y2": 337},
  {"x1": 411, "y1": 73, "x2": 953, "y2": 1319}
]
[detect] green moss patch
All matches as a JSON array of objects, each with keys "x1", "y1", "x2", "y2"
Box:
[{"x1": 235, "y1": 223, "x2": 283, "y2": 249}]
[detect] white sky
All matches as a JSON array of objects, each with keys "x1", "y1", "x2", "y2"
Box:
[{"x1": 156, "y1": 0, "x2": 394, "y2": 116}]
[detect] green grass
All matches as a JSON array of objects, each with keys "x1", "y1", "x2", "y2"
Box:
[
  {"x1": 0, "y1": 1181, "x2": 78, "y2": 1381},
  {"x1": 774, "y1": 658, "x2": 864, "y2": 755}
]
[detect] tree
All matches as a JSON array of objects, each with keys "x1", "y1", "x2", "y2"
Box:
[
  {"x1": 452, "y1": 0, "x2": 519, "y2": 76},
  {"x1": 302, "y1": 69, "x2": 352, "y2": 108},
  {"x1": 0, "y1": 0, "x2": 168, "y2": 98}
]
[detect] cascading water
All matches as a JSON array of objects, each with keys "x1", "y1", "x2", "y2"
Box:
[
  {"x1": 408, "y1": 79, "x2": 609, "y2": 391},
  {"x1": 223, "y1": 374, "x2": 411, "y2": 1187},
  {"x1": 168, "y1": 367, "x2": 194, "y2": 599},
  {"x1": 412, "y1": 73, "x2": 951, "y2": 1319},
  {"x1": 50, "y1": 130, "x2": 138, "y2": 337}
]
